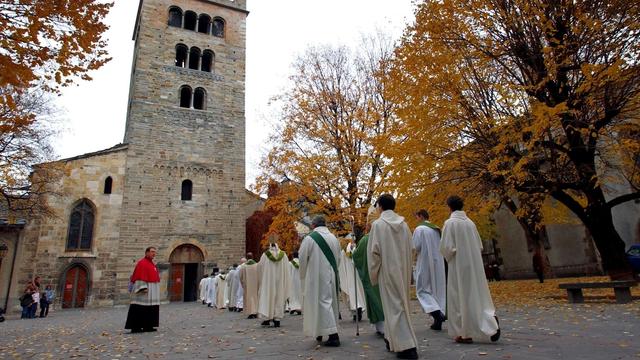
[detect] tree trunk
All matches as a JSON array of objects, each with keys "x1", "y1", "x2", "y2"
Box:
[
  {"x1": 502, "y1": 198, "x2": 554, "y2": 278},
  {"x1": 585, "y1": 205, "x2": 634, "y2": 280},
  {"x1": 553, "y1": 187, "x2": 634, "y2": 280}
]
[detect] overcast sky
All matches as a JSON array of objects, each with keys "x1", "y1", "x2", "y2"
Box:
[{"x1": 55, "y1": 0, "x2": 416, "y2": 186}]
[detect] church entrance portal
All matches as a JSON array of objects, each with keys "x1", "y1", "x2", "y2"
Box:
[
  {"x1": 168, "y1": 244, "x2": 204, "y2": 302},
  {"x1": 62, "y1": 264, "x2": 89, "y2": 308}
]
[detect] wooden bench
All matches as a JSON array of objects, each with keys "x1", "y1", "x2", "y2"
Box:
[{"x1": 559, "y1": 281, "x2": 637, "y2": 304}]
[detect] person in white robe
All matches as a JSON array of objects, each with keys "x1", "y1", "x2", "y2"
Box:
[
  {"x1": 235, "y1": 258, "x2": 246, "y2": 311},
  {"x1": 440, "y1": 195, "x2": 500, "y2": 344},
  {"x1": 257, "y1": 243, "x2": 290, "y2": 327},
  {"x1": 215, "y1": 272, "x2": 227, "y2": 309},
  {"x1": 239, "y1": 253, "x2": 259, "y2": 319},
  {"x1": 199, "y1": 276, "x2": 208, "y2": 305},
  {"x1": 339, "y1": 240, "x2": 366, "y2": 321},
  {"x1": 299, "y1": 215, "x2": 341, "y2": 347},
  {"x1": 205, "y1": 272, "x2": 217, "y2": 308},
  {"x1": 368, "y1": 194, "x2": 419, "y2": 359},
  {"x1": 227, "y1": 265, "x2": 239, "y2": 312},
  {"x1": 288, "y1": 252, "x2": 302, "y2": 315},
  {"x1": 412, "y1": 209, "x2": 447, "y2": 330}
]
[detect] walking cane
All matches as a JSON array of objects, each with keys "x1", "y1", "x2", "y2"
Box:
[
  {"x1": 350, "y1": 215, "x2": 360, "y2": 337},
  {"x1": 354, "y1": 247, "x2": 360, "y2": 336}
]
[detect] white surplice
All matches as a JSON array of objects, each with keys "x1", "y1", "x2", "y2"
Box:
[
  {"x1": 199, "y1": 277, "x2": 208, "y2": 302},
  {"x1": 413, "y1": 224, "x2": 446, "y2": 314},
  {"x1": 368, "y1": 210, "x2": 418, "y2": 352},
  {"x1": 338, "y1": 243, "x2": 366, "y2": 311},
  {"x1": 299, "y1": 226, "x2": 341, "y2": 337},
  {"x1": 288, "y1": 258, "x2": 302, "y2": 311},
  {"x1": 440, "y1": 210, "x2": 499, "y2": 340},
  {"x1": 239, "y1": 261, "x2": 259, "y2": 315},
  {"x1": 235, "y1": 268, "x2": 244, "y2": 309},
  {"x1": 205, "y1": 276, "x2": 217, "y2": 306},
  {"x1": 215, "y1": 274, "x2": 227, "y2": 309},
  {"x1": 227, "y1": 268, "x2": 239, "y2": 308},
  {"x1": 257, "y1": 245, "x2": 290, "y2": 321}
]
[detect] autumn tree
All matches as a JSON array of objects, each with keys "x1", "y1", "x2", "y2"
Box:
[
  {"x1": 0, "y1": 0, "x2": 112, "y2": 216},
  {"x1": 0, "y1": 87, "x2": 63, "y2": 217},
  {"x1": 0, "y1": 0, "x2": 112, "y2": 98},
  {"x1": 257, "y1": 35, "x2": 397, "y2": 245},
  {"x1": 389, "y1": 0, "x2": 640, "y2": 278}
]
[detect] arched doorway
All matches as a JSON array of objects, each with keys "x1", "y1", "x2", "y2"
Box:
[
  {"x1": 62, "y1": 264, "x2": 89, "y2": 308},
  {"x1": 169, "y1": 244, "x2": 204, "y2": 302}
]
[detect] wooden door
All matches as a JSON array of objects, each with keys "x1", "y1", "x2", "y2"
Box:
[
  {"x1": 169, "y1": 264, "x2": 184, "y2": 302},
  {"x1": 62, "y1": 265, "x2": 88, "y2": 308}
]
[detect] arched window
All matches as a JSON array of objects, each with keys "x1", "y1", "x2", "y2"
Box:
[
  {"x1": 201, "y1": 50, "x2": 214, "y2": 72},
  {"x1": 175, "y1": 44, "x2": 188, "y2": 68},
  {"x1": 193, "y1": 88, "x2": 206, "y2": 110},
  {"x1": 212, "y1": 18, "x2": 225, "y2": 38},
  {"x1": 184, "y1": 11, "x2": 197, "y2": 31},
  {"x1": 181, "y1": 180, "x2": 193, "y2": 201},
  {"x1": 198, "y1": 14, "x2": 211, "y2": 34},
  {"x1": 188, "y1": 47, "x2": 201, "y2": 70},
  {"x1": 180, "y1": 86, "x2": 192, "y2": 108},
  {"x1": 67, "y1": 200, "x2": 95, "y2": 251},
  {"x1": 104, "y1": 176, "x2": 113, "y2": 194},
  {"x1": 168, "y1": 7, "x2": 183, "y2": 27}
]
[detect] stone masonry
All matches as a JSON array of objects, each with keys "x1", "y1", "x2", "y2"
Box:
[{"x1": 115, "y1": 0, "x2": 249, "y2": 303}]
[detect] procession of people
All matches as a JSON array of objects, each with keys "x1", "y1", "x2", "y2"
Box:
[{"x1": 126, "y1": 194, "x2": 501, "y2": 359}]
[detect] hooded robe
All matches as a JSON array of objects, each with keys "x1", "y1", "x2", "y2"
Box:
[
  {"x1": 413, "y1": 222, "x2": 446, "y2": 314},
  {"x1": 440, "y1": 210, "x2": 499, "y2": 341},
  {"x1": 368, "y1": 210, "x2": 418, "y2": 352},
  {"x1": 239, "y1": 260, "x2": 259, "y2": 315}
]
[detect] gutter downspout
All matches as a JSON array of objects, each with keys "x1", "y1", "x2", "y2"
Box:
[{"x1": 4, "y1": 231, "x2": 19, "y2": 311}]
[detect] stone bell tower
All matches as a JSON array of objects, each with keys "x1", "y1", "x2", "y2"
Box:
[{"x1": 116, "y1": 0, "x2": 248, "y2": 303}]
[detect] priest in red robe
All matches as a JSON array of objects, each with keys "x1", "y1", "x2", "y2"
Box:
[{"x1": 125, "y1": 246, "x2": 161, "y2": 333}]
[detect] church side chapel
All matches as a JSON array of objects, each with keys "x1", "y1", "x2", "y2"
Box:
[{"x1": 1, "y1": 0, "x2": 264, "y2": 312}]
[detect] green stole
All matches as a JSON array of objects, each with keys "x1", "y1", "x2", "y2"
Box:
[
  {"x1": 419, "y1": 221, "x2": 441, "y2": 234},
  {"x1": 309, "y1": 231, "x2": 340, "y2": 294},
  {"x1": 352, "y1": 234, "x2": 385, "y2": 323}
]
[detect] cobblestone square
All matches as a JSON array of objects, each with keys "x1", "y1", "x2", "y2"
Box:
[{"x1": 1, "y1": 299, "x2": 638, "y2": 359}]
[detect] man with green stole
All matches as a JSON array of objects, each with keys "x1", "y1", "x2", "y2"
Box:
[
  {"x1": 352, "y1": 205, "x2": 385, "y2": 336},
  {"x1": 239, "y1": 253, "x2": 259, "y2": 319},
  {"x1": 257, "y1": 242, "x2": 290, "y2": 328},
  {"x1": 299, "y1": 215, "x2": 342, "y2": 347},
  {"x1": 413, "y1": 209, "x2": 446, "y2": 330}
]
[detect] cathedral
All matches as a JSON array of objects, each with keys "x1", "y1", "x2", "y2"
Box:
[{"x1": 0, "y1": 0, "x2": 262, "y2": 311}]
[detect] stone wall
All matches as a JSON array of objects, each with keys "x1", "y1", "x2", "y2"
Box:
[{"x1": 8, "y1": 146, "x2": 128, "y2": 311}]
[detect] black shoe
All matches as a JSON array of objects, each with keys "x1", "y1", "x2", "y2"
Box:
[
  {"x1": 376, "y1": 331, "x2": 385, "y2": 338},
  {"x1": 384, "y1": 338, "x2": 390, "y2": 352},
  {"x1": 397, "y1": 347, "x2": 419, "y2": 359},
  {"x1": 357, "y1": 308, "x2": 363, "y2": 322},
  {"x1": 491, "y1": 316, "x2": 501, "y2": 342},
  {"x1": 143, "y1": 328, "x2": 157, "y2": 332},
  {"x1": 130, "y1": 328, "x2": 143, "y2": 334},
  {"x1": 430, "y1": 310, "x2": 443, "y2": 331},
  {"x1": 297, "y1": 310, "x2": 302, "y2": 315},
  {"x1": 261, "y1": 320, "x2": 271, "y2": 326},
  {"x1": 237, "y1": 308, "x2": 243, "y2": 312},
  {"x1": 316, "y1": 336, "x2": 323, "y2": 342},
  {"x1": 273, "y1": 320, "x2": 280, "y2": 328},
  {"x1": 323, "y1": 333, "x2": 340, "y2": 347}
]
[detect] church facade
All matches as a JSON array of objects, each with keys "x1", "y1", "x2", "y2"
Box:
[{"x1": 0, "y1": 0, "x2": 262, "y2": 311}]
